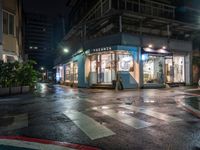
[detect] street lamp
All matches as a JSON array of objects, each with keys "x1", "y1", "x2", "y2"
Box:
[
  {"x1": 41, "y1": 67, "x2": 44, "y2": 71},
  {"x1": 63, "y1": 48, "x2": 69, "y2": 53}
]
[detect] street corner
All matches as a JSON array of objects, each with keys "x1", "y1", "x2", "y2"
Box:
[
  {"x1": 175, "y1": 95, "x2": 200, "y2": 119},
  {"x1": 185, "y1": 88, "x2": 200, "y2": 96},
  {"x1": 0, "y1": 136, "x2": 101, "y2": 150}
]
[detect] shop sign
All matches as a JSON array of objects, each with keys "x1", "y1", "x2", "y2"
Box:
[{"x1": 90, "y1": 47, "x2": 112, "y2": 53}]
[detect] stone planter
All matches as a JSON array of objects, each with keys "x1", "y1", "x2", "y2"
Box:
[
  {"x1": 0, "y1": 86, "x2": 30, "y2": 96},
  {"x1": 22, "y1": 86, "x2": 30, "y2": 93},
  {"x1": 11, "y1": 87, "x2": 21, "y2": 94},
  {"x1": 0, "y1": 88, "x2": 9, "y2": 96}
]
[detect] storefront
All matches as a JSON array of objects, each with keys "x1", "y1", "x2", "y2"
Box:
[
  {"x1": 90, "y1": 51, "x2": 134, "y2": 85},
  {"x1": 142, "y1": 47, "x2": 188, "y2": 87},
  {"x1": 55, "y1": 33, "x2": 192, "y2": 89},
  {"x1": 64, "y1": 61, "x2": 78, "y2": 86},
  {"x1": 87, "y1": 46, "x2": 139, "y2": 88}
]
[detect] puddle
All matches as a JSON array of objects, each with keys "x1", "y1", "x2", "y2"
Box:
[
  {"x1": 184, "y1": 97, "x2": 200, "y2": 110},
  {"x1": 186, "y1": 90, "x2": 200, "y2": 95}
]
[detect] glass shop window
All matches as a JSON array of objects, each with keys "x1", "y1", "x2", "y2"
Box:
[
  {"x1": 143, "y1": 55, "x2": 164, "y2": 84},
  {"x1": 91, "y1": 55, "x2": 96, "y2": 72},
  {"x1": 173, "y1": 56, "x2": 185, "y2": 82},
  {"x1": 65, "y1": 64, "x2": 71, "y2": 81},
  {"x1": 118, "y1": 54, "x2": 134, "y2": 72},
  {"x1": 73, "y1": 62, "x2": 78, "y2": 83}
]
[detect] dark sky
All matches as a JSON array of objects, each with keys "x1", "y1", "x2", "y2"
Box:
[{"x1": 23, "y1": 0, "x2": 67, "y2": 16}]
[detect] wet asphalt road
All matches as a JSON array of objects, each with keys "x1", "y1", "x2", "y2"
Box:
[{"x1": 0, "y1": 83, "x2": 200, "y2": 150}]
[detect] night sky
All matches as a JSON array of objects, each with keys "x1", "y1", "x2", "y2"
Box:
[{"x1": 23, "y1": 0, "x2": 67, "y2": 16}]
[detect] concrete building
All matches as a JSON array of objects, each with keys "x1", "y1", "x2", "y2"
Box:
[
  {"x1": 24, "y1": 13, "x2": 54, "y2": 69},
  {"x1": 0, "y1": 0, "x2": 22, "y2": 62},
  {"x1": 55, "y1": 0, "x2": 200, "y2": 88}
]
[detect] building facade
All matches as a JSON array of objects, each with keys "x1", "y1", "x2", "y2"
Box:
[
  {"x1": 24, "y1": 13, "x2": 54, "y2": 69},
  {"x1": 0, "y1": 0, "x2": 22, "y2": 62},
  {"x1": 55, "y1": 0, "x2": 199, "y2": 88}
]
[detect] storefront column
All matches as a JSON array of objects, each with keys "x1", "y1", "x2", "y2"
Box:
[
  {"x1": 189, "y1": 52, "x2": 193, "y2": 85},
  {"x1": 163, "y1": 58, "x2": 166, "y2": 84},
  {"x1": 63, "y1": 65, "x2": 66, "y2": 83},
  {"x1": 185, "y1": 52, "x2": 192, "y2": 85},
  {"x1": 119, "y1": 16, "x2": 122, "y2": 32},
  {"x1": 139, "y1": 47, "x2": 143, "y2": 88}
]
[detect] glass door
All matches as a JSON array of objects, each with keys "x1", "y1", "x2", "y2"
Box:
[
  {"x1": 165, "y1": 58, "x2": 173, "y2": 83},
  {"x1": 101, "y1": 54, "x2": 112, "y2": 84},
  {"x1": 165, "y1": 56, "x2": 185, "y2": 83},
  {"x1": 95, "y1": 53, "x2": 115, "y2": 84},
  {"x1": 173, "y1": 56, "x2": 185, "y2": 82}
]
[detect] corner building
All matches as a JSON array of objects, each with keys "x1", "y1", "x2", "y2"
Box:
[
  {"x1": 55, "y1": 0, "x2": 198, "y2": 89},
  {"x1": 0, "y1": 0, "x2": 22, "y2": 62}
]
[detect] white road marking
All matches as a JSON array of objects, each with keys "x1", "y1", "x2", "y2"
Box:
[
  {"x1": 0, "y1": 98, "x2": 20, "y2": 101},
  {"x1": 94, "y1": 107, "x2": 153, "y2": 129},
  {"x1": 0, "y1": 114, "x2": 28, "y2": 131},
  {"x1": 0, "y1": 139, "x2": 74, "y2": 150},
  {"x1": 63, "y1": 110, "x2": 115, "y2": 140},
  {"x1": 120, "y1": 105, "x2": 182, "y2": 122}
]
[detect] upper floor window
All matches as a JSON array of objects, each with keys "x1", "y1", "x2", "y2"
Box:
[{"x1": 3, "y1": 11, "x2": 15, "y2": 36}]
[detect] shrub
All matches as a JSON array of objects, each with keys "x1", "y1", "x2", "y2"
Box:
[{"x1": 0, "y1": 60, "x2": 38, "y2": 88}]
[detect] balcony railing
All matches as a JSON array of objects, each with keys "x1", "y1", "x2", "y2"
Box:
[
  {"x1": 114, "y1": 0, "x2": 175, "y2": 19},
  {"x1": 80, "y1": 0, "x2": 111, "y2": 23},
  {"x1": 64, "y1": 0, "x2": 175, "y2": 41},
  {"x1": 79, "y1": 0, "x2": 175, "y2": 24}
]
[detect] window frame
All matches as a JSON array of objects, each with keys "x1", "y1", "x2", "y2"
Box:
[{"x1": 2, "y1": 10, "x2": 15, "y2": 36}]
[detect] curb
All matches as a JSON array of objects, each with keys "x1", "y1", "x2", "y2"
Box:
[
  {"x1": 0, "y1": 136, "x2": 100, "y2": 150},
  {"x1": 176, "y1": 98, "x2": 200, "y2": 119}
]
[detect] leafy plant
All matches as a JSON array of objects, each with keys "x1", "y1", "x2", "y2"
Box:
[
  {"x1": 17, "y1": 60, "x2": 38, "y2": 88},
  {"x1": 0, "y1": 60, "x2": 38, "y2": 88}
]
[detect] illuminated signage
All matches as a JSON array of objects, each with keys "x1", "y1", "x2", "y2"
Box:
[{"x1": 90, "y1": 47, "x2": 112, "y2": 53}]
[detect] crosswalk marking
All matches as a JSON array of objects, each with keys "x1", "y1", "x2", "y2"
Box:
[
  {"x1": 120, "y1": 105, "x2": 182, "y2": 122},
  {"x1": 63, "y1": 110, "x2": 115, "y2": 140},
  {"x1": 95, "y1": 108, "x2": 153, "y2": 129}
]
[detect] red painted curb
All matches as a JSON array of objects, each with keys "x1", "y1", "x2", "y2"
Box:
[{"x1": 0, "y1": 136, "x2": 100, "y2": 150}]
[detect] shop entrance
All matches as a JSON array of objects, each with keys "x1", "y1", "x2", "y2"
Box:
[
  {"x1": 165, "y1": 56, "x2": 185, "y2": 83},
  {"x1": 97, "y1": 53, "x2": 115, "y2": 84},
  {"x1": 90, "y1": 51, "x2": 134, "y2": 86},
  {"x1": 90, "y1": 53, "x2": 116, "y2": 85}
]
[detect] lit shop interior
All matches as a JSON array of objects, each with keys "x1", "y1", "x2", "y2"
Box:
[
  {"x1": 89, "y1": 50, "x2": 135, "y2": 85},
  {"x1": 143, "y1": 55, "x2": 165, "y2": 84},
  {"x1": 56, "y1": 62, "x2": 78, "y2": 85},
  {"x1": 165, "y1": 56, "x2": 185, "y2": 83},
  {"x1": 65, "y1": 62, "x2": 78, "y2": 84},
  {"x1": 142, "y1": 47, "x2": 185, "y2": 85}
]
